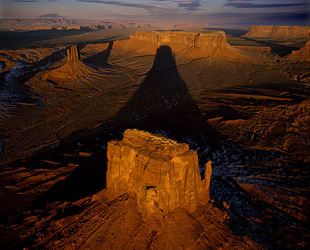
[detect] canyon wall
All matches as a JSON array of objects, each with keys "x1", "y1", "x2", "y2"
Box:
[
  {"x1": 243, "y1": 25, "x2": 310, "y2": 40},
  {"x1": 126, "y1": 30, "x2": 246, "y2": 61},
  {"x1": 286, "y1": 39, "x2": 310, "y2": 61},
  {"x1": 106, "y1": 129, "x2": 210, "y2": 219}
]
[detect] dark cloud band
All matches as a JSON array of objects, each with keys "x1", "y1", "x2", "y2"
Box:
[
  {"x1": 78, "y1": 0, "x2": 173, "y2": 12},
  {"x1": 224, "y1": 1, "x2": 308, "y2": 9}
]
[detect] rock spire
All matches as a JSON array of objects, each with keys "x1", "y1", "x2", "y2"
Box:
[{"x1": 67, "y1": 45, "x2": 80, "y2": 62}]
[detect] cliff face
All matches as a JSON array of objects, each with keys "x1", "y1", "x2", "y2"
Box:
[
  {"x1": 286, "y1": 39, "x2": 310, "y2": 61},
  {"x1": 107, "y1": 129, "x2": 210, "y2": 219},
  {"x1": 125, "y1": 31, "x2": 244, "y2": 61},
  {"x1": 243, "y1": 25, "x2": 310, "y2": 40},
  {"x1": 67, "y1": 45, "x2": 80, "y2": 62},
  {"x1": 129, "y1": 30, "x2": 229, "y2": 48}
]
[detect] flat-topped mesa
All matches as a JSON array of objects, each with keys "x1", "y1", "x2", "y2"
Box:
[
  {"x1": 67, "y1": 45, "x2": 80, "y2": 62},
  {"x1": 242, "y1": 25, "x2": 310, "y2": 40},
  {"x1": 129, "y1": 31, "x2": 229, "y2": 49},
  {"x1": 107, "y1": 129, "x2": 210, "y2": 219},
  {"x1": 286, "y1": 39, "x2": 310, "y2": 61}
]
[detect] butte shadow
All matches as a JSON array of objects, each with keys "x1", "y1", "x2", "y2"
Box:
[
  {"x1": 114, "y1": 45, "x2": 222, "y2": 151},
  {"x1": 82, "y1": 41, "x2": 114, "y2": 68}
]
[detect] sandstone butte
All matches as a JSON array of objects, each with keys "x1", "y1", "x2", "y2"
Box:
[
  {"x1": 67, "y1": 45, "x2": 80, "y2": 62},
  {"x1": 114, "y1": 30, "x2": 245, "y2": 61},
  {"x1": 242, "y1": 25, "x2": 310, "y2": 40},
  {"x1": 106, "y1": 129, "x2": 212, "y2": 220},
  {"x1": 286, "y1": 38, "x2": 310, "y2": 61}
]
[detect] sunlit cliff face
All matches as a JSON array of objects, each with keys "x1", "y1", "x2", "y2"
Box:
[{"x1": 106, "y1": 129, "x2": 211, "y2": 219}]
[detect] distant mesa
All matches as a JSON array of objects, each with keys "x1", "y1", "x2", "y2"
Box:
[
  {"x1": 0, "y1": 19, "x2": 115, "y2": 31},
  {"x1": 67, "y1": 45, "x2": 80, "y2": 62},
  {"x1": 242, "y1": 25, "x2": 310, "y2": 40},
  {"x1": 127, "y1": 30, "x2": 245, "y2": 61},
  {"x1": 38, "y1": 13, "x2": 65, "y2": 19},
  {"x1": 129, "y1": 30, "x2": 228, "y2": 47},
  {"x1": 107, "y1": 129, "x2": 211, "y2": 219}
]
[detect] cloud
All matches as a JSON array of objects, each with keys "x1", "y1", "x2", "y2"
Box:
[
  {"x1": 13, "y1": 0, "x2": 58, "y2": 2},
  {"x1": 224, "y1": 0, "x2": 309, "y2": 8},
  {"x1": 78, "y1": 0, "x2": 174, "y2": 14},
  {"x1": 178, "y1": 1, "x2": 201, "y2": 10},
  {"x1": 201, "y1": 11, "x2": 310, "y2": 25},
  {"x1": 154, "y1": 0, "x2": 202, "y2": 11}
]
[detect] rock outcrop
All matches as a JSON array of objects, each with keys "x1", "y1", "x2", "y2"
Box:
[
  {"x1": 130, "y1": 30, "x2": 229, "y2": 48},
  {"x1": 107, "y1": 129, "x2": 210, "y2": 219},
  {"x1": 286, "y1": 39, "x2": 310, "y2": 61},
  {"x1": 242, "y1": 25, "x2": 310, "y2": 40},
  {"x1": 67, "y1": 45, "x2": 80, "y2": 62},
  {"x1": 126, "y1": 30, "x2": 244, "y2": 61}
]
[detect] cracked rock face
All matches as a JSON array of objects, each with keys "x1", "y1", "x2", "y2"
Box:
[{"x1": 107, "y1": 129, "x2": 210, "y2": 219}]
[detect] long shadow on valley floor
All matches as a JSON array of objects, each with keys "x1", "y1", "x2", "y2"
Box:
[{"x1": 114, "y1": 45, "x2": 222, "y2": 150}]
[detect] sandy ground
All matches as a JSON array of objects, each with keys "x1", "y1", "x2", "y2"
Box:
[{"x1": 0, "y1": 28, "x2": 309, "y2": 249}]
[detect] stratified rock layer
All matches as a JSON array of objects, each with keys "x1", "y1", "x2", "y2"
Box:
[
  {"x1": 286, "y1": 39, "x2": 310, "y2": 61},
  {"x1": 130, "y1": 30, "x2": 229, "y2": 48},
  {"x1": 126, "y1": 30, "x2": 244, "y2": 61},
  {"x1": 107, "y1": 129, "x2": 209, "y2": 219},
  {"x1": 242, "y1": 25, "x2": 310, "y2": 40},
  {"x1": 67, "y1": 45, "x2": 80, "y2": 62}
]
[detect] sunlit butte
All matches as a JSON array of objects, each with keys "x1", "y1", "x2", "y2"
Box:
[{"x1": 0, "y1": 0, "x2": 309, "y2": 249}]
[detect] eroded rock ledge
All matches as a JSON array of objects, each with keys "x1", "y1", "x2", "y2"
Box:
[{"x1": 107, "y1": 129, "x2": 211, "y2": 219}]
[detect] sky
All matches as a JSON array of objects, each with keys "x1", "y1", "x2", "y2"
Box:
[{"x1": 1, "y1": 0, "x2": 309, "y2": 26}]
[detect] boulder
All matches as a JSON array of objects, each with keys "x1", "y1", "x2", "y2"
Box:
[{"x1": 106, "y1": 129, "x2": 210, "y2": 219}]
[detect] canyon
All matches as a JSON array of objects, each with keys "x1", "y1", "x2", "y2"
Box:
[{"x1": 0, "y1": 27, "x2": 309, "y2": 249}]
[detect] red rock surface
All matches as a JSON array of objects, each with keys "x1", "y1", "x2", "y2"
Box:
[
  {"x1": 126, "y1": 30, "x2": 246, "y2": 61},
  {"x1": 67, "y1": 45, "x2": 80, "y2": 62},
  {"x1": 107, "y1": 129, "x2": 210, "y2": 218},
  {"x1": 242, "y1": 25, "x2": 310, "y2": 40},
  {"x1": 286, "y1": 39, "x2": 310, "y2": 61}
]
